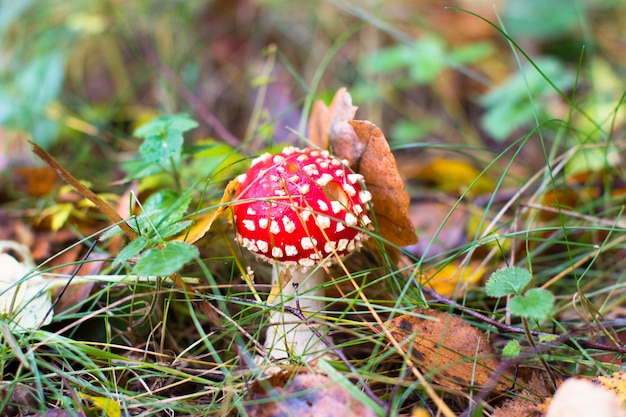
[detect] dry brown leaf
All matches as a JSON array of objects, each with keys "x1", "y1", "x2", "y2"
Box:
[
  {"x1": 246, "y1": 369, "x2": 376, "y2": 417},
  {"x1": 308, "y1": 88, "x2": 416, "y2": 247},
  {"x1": 343, "y1": 120, "x2": 417, "y2": 247},
  {"x1": 493, "y1": 369, "x2": 556, "y2": 417},
  {"x1": 492, "y1": 397, "x2": 541, "y2": 417},
  {"x1": 378, "y1": 308, "x2": 511, "y2": 391},
  {"x1": 308, "y1": 99, "x2": 331, "y2": 150}
]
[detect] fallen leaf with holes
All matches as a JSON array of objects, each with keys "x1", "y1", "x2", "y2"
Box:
[
  {"x1": 546, "y1": 378, "x2": 626, "y2": 417},
  {"x1": 245, "y1": 369, "x2": 376, "y2": 417},
  {"x1": 310, "y1": 88, "x2": 416, "y2": 247},
  {"x1": 377, "y1": 308, "x2": 511, "y2": 391}
]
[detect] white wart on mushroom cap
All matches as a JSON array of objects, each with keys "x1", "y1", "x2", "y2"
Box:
[{"x1": 233, "y1": 146, "x2": 373, "y2": 270}]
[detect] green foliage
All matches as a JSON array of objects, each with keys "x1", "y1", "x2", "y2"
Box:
[
  {"x1": 508, "y1": 288, "x2": 555, "y2": 321},
  {"x1": 478, "y1": 57, "x2": 575, "y2": 141},
  {"x1": 485, "y1": 267, "x2": 531, "y2": 297},
  {"x1": 502, "y1": 340, "x2": 522, "y2": 358},
  {"x1": 132, "y1": 241, "x2": 198, "y2": 276},
  {"x1": 0, "y1": 0, "x2": 73, "y2": 147},
  {"x1": 486, "y1": 267, "x2": 555, "y2": 321},
  {"x1": 362, "y1": 36, "x2": 493, "y2": 85},
  {"x1": 110, "y1": 189, "x2": 195, "y2": 275},
  {"x1": 134, "y1": 113, "x2": 199, "y2": 164},
  {"x1": 503, "y1": 0, "x2": 580, "y2": 40}
]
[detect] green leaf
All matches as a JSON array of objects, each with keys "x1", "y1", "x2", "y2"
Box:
[
  {"x1": 143, "y1": 190, "x2": 192, "y2": 225},
  {"x1": 502, "y1": 340, "x2": 521, "y2": 358},
  {"x1": 134, "y1": 113, "x2": 198, "y2": 138},
  {"x1": 139, "y1": 131, "x2": 184, "y2": 164},
  {"x1": 539, "y1": 334, "x2": 557, "y2": 343},
  {"x1": 159, "y1": 220, "x2": 192, "y2": 239},
  {"x1": 113, "y1": 236, "x2": 148, "y2": 267},
  {"x1": 134, "y1": 114, "x2": 198, "y2": 164},
  {"x1": 486, "y1": 266, "x2": 531, "y2": 297},
  {"x1": 509, "y1": 288, "x2": 554, "y2": 321},
  {"x1": 132, "y1": 241, "x2": 198, "y2": 276},
  {"x1": 478, "y1": 57, "x2": 575, "y2": 141}
]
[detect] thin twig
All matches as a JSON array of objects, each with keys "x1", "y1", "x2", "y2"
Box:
[{"x1": 31, "y1": 142, "x2": 139, "y2": 240}]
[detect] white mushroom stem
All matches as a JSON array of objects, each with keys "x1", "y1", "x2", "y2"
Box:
[{"x1": 264, "y1": 265, "x2": 331, "y2": 362}]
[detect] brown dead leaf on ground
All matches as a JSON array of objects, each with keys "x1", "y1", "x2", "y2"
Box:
[
  {"x1": 245, "y1": 368, "x2": 376, "y2": 417},
  {"x1": 13, "y1": 166, "x2": 58, "y2": 198},
  {"x1": 309, "y1": 88, "x2": 417, "y2": 247},
  {"x1": 377, "y1": 308, "x2": 512, "y2": 391},
  {"x1": 492, "y1": 369, "x2": 556, "y2": 417}
]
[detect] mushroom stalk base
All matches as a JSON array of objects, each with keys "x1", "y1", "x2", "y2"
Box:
[{"x1": 263, "y1": 266, "x2": 330, "y2": 362}]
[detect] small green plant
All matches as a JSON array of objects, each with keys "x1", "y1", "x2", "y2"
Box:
[
  {"x1": 134, "y1": 113, "x2": 199, "y2": 165},
  {"x1": 487, "y1": 266, "x2": 557, "y2": 385},
  {"x1": 105, "y1": 114, "x2": 202, "y2": 277},
  {"x1": 486, "y1": 266, "x2": 554, "y2": 321}
]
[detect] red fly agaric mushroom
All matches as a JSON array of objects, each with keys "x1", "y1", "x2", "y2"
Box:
[{"x1": 232, "y1": 146, "x2": 373, "y2": 361}]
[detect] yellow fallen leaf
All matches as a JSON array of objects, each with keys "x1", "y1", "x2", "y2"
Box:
[
  {"x1": 173, "y1": 179, "x2": 237, "y2": 244},
  {"x1": 79, "y1": 393, "x2": 121, "y2": 417},
  {"x1": 415, "y1": 158, "x2": 495, "y2": 197},
  {"x1": 420, "y1": 262, "x2": 485, "y2": 298}
]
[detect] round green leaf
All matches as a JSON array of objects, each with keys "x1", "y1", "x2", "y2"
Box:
[
  {"x1": 508, "y1": 288, "x2": 554, "y2": 321},
  {"x1": 486, "y1": 266, "x2": 531, "y2": 297}
]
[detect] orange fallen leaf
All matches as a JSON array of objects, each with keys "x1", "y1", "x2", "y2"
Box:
[
  {"x1": 344, "y1": 120, "x2": 417, "y2": 247},
  {"x1": 13, "y1": 166, "x2": 58, "y2": 197},
  {"x1": 377, "y1": 308, "x2": 511, "y2": 391}
]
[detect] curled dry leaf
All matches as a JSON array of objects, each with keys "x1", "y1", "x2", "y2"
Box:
[
  {"x1": 309, "y1": 87, "x2": 417, "y2": 247},
  {"x1": 377, "y1": 308, "x2": 511, "y2": 391},
  {"x1": 245, "y1": 369, "x2": 376, "y2": 417}
]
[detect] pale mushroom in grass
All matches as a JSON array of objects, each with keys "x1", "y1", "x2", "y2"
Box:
[{"x1": 232, "y1": 146, "x2": 373, "y2": 362}]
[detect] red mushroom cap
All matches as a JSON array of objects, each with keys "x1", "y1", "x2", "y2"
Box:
[{"x1": 232, "y1": 146, "x2": 372, "y2": 270}]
